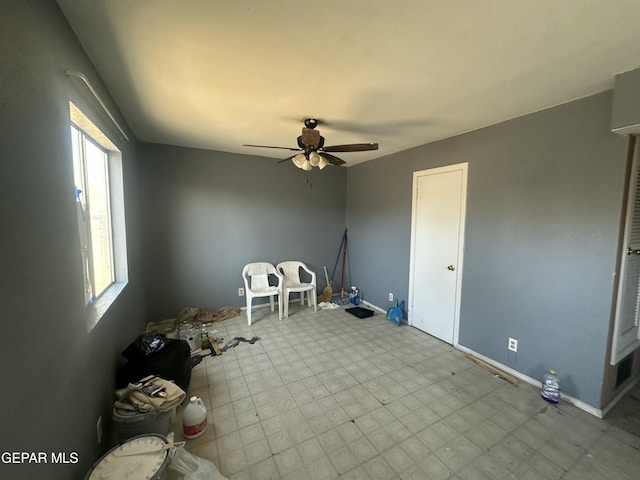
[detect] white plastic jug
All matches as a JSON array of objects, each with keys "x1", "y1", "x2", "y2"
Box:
[{"x1": 182, "y1": 396, "x2": 208, "y2": 439}]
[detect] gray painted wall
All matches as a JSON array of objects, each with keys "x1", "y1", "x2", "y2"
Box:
[
  {"x1": 347, "y1": 92, "x2": 628, "y2": 408},
  {"x1": 138, "y1": 143, "x2": 347, "y2": 320},
  {"x1": 1, "y1": 3, "x2": 146, "y2": 479},
  {"x1": 2, "y1": 9, "x2": 636, "y2": 480}
]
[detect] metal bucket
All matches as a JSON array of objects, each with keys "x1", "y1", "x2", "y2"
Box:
[
  {"x1": 112, "y1": 405, "x2": 175, "y2": 443},
  {"x1": 178, "y1": 324, "x2": 199, "y2": 351},
  {"x1": 84, "y1": 433, "x2": 170, "y2": 480}
]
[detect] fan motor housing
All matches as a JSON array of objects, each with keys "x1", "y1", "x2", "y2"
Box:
[{"x1": 301, "y1": 128, "x2": 321, "y2": 148}]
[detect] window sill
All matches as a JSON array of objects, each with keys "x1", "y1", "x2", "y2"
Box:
[{"x1": 86, "y1": 282, "x2": 128, "y2": 332}]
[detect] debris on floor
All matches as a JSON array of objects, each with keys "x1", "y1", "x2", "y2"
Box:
[
  {"x1": 145, "y1": 306, "x2": 241, "y2": 353},
  {"x1": 197, "y1": 306, "x2": 241, "y2": 323},
  {"x1": 319, "y1": 301, "x2": 339, "y2": 310},
  {"x1": 168, "y1": 435, "x2": 228, "y2": 480},
  {"x1": 465, "y1": 353, "x2": 519, "y2": 385},
  {"x1": 174, "y1": 305, "x2": 242, "y2": 324},
  {"x1": 219, "y1": 336, "x2": 260, "y2": 352},
  {"x1": 145, "y1": 317, "x2": 177, "y2": 337},
  {"x1": 147, "y1": 306, "x2": 241, "y2": 332}
]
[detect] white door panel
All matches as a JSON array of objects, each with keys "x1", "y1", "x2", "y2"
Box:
[
  {"x1": 612, "y1": 140, "x2": 640, "y2": 364},
  {"x1": 409, "y1": 163, "x2": 467, "y2": 344}
]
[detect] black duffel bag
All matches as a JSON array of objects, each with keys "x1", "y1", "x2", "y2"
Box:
[{"x1": 117, "y1": 333, "x2": 193, "y2": 391}]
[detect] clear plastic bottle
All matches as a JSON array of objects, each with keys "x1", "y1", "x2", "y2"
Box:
[
  {"x1": 200, "y1": 324, "x2": 211, "y2": 350},
  {"x1": 541, "y1": 369, "x2": 560, "y2": 403},
  {"x1": 349, "y1": 286, "x2": 360, "y2": 305}
]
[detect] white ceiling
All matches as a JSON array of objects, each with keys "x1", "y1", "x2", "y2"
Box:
[{"x1": 56, "y1": 0, "x2": 640, "y2": 166}]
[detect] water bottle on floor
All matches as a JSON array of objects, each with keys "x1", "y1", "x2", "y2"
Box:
[{"x1": 541, "y1": 369, "x2": 560, "y2": 403}]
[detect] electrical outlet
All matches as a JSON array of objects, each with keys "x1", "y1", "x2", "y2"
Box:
[
  {"x1": 238, "y1": 287, "x2": 244, "y2": 297},
  {"x1": 389, "y1": 292, "x2": 394, "y2": 302},
  {"x1": 96, "y1": 416, "x2": 103, "y2": 444},
  {"x1": 508, "y1": 337, "x2": 518, "y2": 353}
]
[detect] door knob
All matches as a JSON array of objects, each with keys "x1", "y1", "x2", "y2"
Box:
[
  {"x1": 447, "y1": 265, "x2": 455, "y2": 271},
  {"x1": 628, "y1": 247, "x2": 640, "y2": 256}
]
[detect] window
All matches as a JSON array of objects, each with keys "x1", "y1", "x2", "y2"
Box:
[
  {"x1": 69, "y1": 102, "x2": 128, "y2": 329},
  {"x1": 71, "y1": 125, "x2": 113, "y2": 301}
]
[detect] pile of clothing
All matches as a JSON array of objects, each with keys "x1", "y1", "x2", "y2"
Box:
[{"x1": 115, "y1": 375, "x2": 185, "y2": 414}]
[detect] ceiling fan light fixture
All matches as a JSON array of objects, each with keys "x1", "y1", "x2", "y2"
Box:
[
  {"x1": 317, "y1": 155, "x2": 329, "y2": 170},
  {"x1": 292, "y1": 153, "x2": 306, "y2": 168},
  {"x1": 309, "y1": 151, "x2": 321, "y2": 167},
  {"x1": 301, "y1": 158, "x2": 312, "y2": 171}
]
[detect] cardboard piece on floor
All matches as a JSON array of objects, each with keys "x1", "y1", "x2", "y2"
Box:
[
  {"x1": 210, "y1": 339, "x2": 221, "y2": 356},
  {"x1": 465, "y1": 354, "x2": 519, "y2": 385}
]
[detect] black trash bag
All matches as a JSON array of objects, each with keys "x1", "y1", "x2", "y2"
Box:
[
  {"x1": 124, "y1": 332, "x2": 170, "y2": 357},
  {"x1": 117, "y1": 334, "x2": 193, "y2": 391}
]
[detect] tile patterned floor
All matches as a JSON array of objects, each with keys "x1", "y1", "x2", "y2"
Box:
[{"x1": 166, "y1": 304, "x2": 640, "y2": 480}]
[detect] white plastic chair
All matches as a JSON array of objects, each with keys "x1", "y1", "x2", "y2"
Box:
[
  {"x1": 242, "y1": 262, "x2": 283, "y2": 326},
  {"x1": 276, "y1": 261, "x2": 317, "y2": 318}
]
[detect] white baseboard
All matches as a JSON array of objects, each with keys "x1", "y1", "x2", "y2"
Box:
[
  {"x1": 239, "y1": 301, "x2": 278, "y2": 311},
  {"x1": 361, "y1": 300, "x2": 387, "y2": 314},
  {"x1": 454, "y1": 345, "x2": 603, "y2": 418}
]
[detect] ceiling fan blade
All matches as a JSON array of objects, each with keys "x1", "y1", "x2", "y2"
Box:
[
  {"x1": 243, "y1": 144, "x2": 301, "y2": 152},
  {"x1": 321, "y1": 143, "x2": 379, "y2": 153},
  {"x1": 276, "y1": 155, "x2": 296, "y2": 163},
  {"x1": 321, "y1": 152, "x2": 346, "y2": 166}
]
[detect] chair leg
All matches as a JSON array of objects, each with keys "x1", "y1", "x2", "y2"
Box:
[
  {"x1": 283, "y1": 290, "x2": 289, "y2": 318},
  {"x1": 269, "y1": 295, "x2": 275, "y2": 312},
  {"x1": 279, "y1": 292, "x2": 285, "y2": 320},
  {"x1": 247, "y1": 298, "x2": 252, "y2": 326},
  {"x1": 300, "y1": 292, "x2": 305, "y2": 306}
]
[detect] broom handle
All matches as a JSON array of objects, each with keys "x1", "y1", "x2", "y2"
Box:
[
  {"x1": 340, "y1": 235, "x2": 347, "y2": 295},
  {"x1": 324, "y1": 266, "x2": 330, "y2": 286},
  {"x1": 330, "y1": 229, "x2": 347, "y2": 283}
]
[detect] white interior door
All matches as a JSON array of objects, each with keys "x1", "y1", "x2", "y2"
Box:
[
  {"x1": 612, "y1": 139, "x2": 640, "y2": 365},
  {"x1": 409, "y1": 163, "x2": 467, "y2": 344}
]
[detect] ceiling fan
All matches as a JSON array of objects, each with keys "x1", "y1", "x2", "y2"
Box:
[{"x1": 243, "y1": 118, "x2": 379, "y2": 170}]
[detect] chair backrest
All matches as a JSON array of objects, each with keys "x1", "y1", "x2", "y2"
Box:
[
  {"x1": 277, "y1": 261, "x2": 304, "y2": 283},
  {"x1": 243, "y1": 262, "x2": 278, "y2": 290}
]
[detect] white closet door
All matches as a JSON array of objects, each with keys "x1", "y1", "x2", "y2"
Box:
[
  {"x1": 409, "y1": 163, "x2": 467, "y2": 345},
  {"x1": 612, "y1": 139, "x2": 640, "y2": 365}
]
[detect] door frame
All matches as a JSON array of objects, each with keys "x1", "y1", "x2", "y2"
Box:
[
  {"x1": 611, "y1": 136, "x2": 640, "y2": 365},
  {"x1": 408, "y1": 162, "x2": 468, "y2": 346}
]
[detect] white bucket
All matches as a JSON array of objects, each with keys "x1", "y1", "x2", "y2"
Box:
[
  {"x1": 84, "y1": 434, "x2": 169, "y2": 480},
  {"x1": 182, "y1": 396, "x2": 208, "y2": 439}
]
